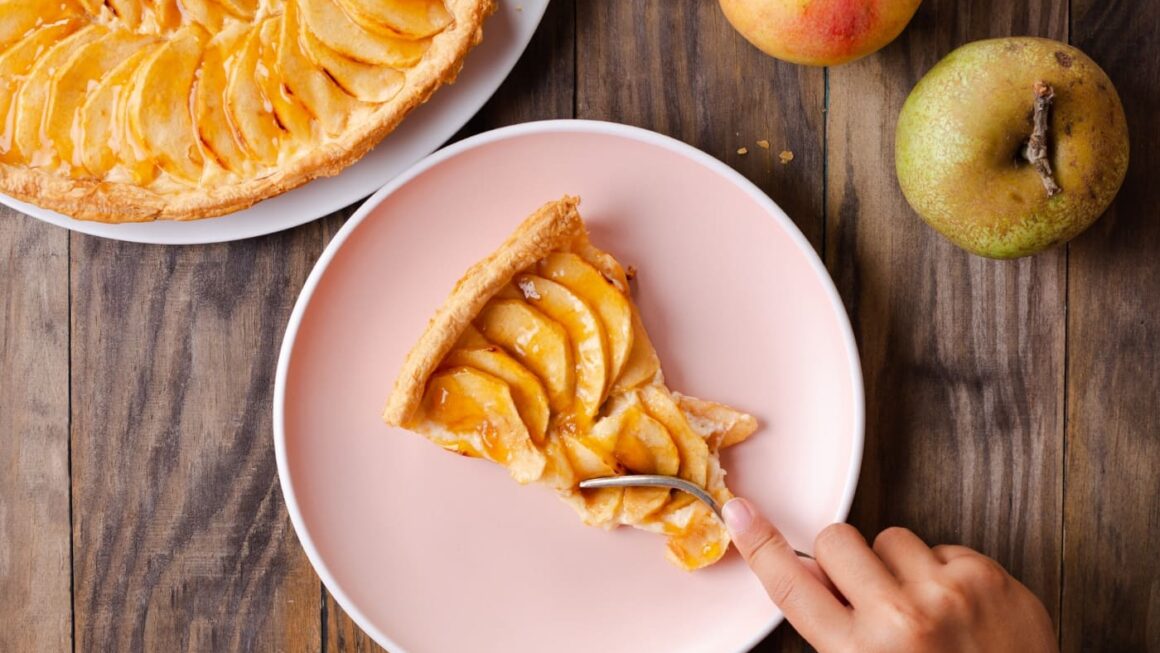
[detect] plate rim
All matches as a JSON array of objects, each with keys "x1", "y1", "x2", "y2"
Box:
[
  {"x1": 0, "y1": 0, "x2": 549, "y2": 246},
  {"x1": 273, "y1": 118, "x2": 865, "y2": 653}
]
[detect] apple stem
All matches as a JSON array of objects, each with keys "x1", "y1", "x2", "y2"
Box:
[{"x1": 1023, "y1": 81, "x2": 1062, "y2": 197}]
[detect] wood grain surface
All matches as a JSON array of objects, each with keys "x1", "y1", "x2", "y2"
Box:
[
  {"x1": 1064, "y1": 1, "x2": 1160, "y2": 651},
  {"x1": 0, "y1": 209, "x2": 71, "y2": 652},
  {"x1": 828, "y1": 0, "x2": 1069, "y2": 632},
  {"x1": 1, "y1": 0, "x2": 1158, "y2": 651},
  {"x1": 67, "y1": 224, "x2": 330, "y2": 651}
]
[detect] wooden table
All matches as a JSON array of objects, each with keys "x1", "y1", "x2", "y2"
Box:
[{"x1": 3, "y1": 1, "x2": 1158, "y2": 651}]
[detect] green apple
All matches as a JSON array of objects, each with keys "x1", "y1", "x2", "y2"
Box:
[{"x1": 895, "y1": 37, "x2": 1129, "y2": 259}]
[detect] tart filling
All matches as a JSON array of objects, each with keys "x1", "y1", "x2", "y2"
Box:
[
  {"x1": 384, "y1": 197, "x2": 759, "y2": 570},
  {"x1": 0, "y1": 0, "x2": 494, "y2": 221}
]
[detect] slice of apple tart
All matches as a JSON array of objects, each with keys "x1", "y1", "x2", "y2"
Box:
[
  {"x1": 0, "y1": 0, "x2": 493, "y2": 222},
  {"x1": 383, "y1": 197, "x2": 759, "y2": 570}
]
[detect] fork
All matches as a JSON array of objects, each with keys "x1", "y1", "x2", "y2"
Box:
[{"x1": 579, "y1": 474, "x2": 814, "y2": 559}]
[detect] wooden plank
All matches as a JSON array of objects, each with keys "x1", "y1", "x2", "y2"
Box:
[
  {"x1": 576, "y1": 0, "x2": 826, "y2": 249},
  {"x1": 324, "y1": 2, "x2": 578, "y2": 650},
  {"x1": 0, "y1": 210, "x2": 72, "y2": 653},
  {"x1": 68, "y1": 223, "x2": 330, "y2": 651},
  {"x1": 1064, "y1": 2, "x2": 1160, "y2": 651},
  {"x1": 826, "y1": 0, "x2": 1068, "y2": 636}
]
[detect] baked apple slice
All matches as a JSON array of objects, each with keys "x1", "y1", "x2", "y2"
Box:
[
  {"x1": 442, "y1": 343, "x2": 551, "y2": 445},
  {"x1": 0, "y1": 0, "x2": 82, "y2": 50},
  {"x1": 5, "y1": 25, "x2": 104, "y2": 165},
  {"x1": 0, "y1": 19, "x2": 84, "y2": 157},
  {"x1": 79, "y1": 45, "x2": 158, "y2": 178},
  {"x1": 298, "y1": 19, "x2": 404, "y2": 104},
  {"x1": 278, "y1": 0, "x2": 359, "y2": 136},
  {"x1": 476, "y1": 299, "x2": 575, "y2": 414},
  {"x1": 126, "y1": 25, "x2": 208, "y2": 183},
  {"x1": 45, "y1": 30, "x2": 153, "y2": 171},
  {"x1": 298, "y1": 0, "x2": 431, "y2": 67},
  {"x1": 513, "y1": 274, "x2": 609, "y2": 422},
  {"x1": 334, "y1": 0, "x2": 452, "y2": 39},
  {"x1": 194, "y1": 25, "x2": 251, "y2": 174},
  {"x1": 224, "y1": 23, "x2": 283, "y2": 165},
  {"x1": 537, "y1": 253, "x2": 634, "y2": 388}
]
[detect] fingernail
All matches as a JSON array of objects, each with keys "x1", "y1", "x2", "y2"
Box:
[{"x1": 722, "y1": 498, "x2": 754, "y2": 534}]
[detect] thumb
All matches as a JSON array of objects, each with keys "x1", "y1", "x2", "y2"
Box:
[{"x1": 722, "y1": 498, "x2": 850, "y2": 645}]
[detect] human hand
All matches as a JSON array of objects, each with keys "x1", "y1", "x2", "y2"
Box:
[{"x1": 722, "y1": 498, "x2": 1058, "y2": 653}]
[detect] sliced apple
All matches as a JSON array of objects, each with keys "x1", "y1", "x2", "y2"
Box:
[
  {"x1": 476, "y1": 299, "x2": 574, "y2": 414},
  {"x1": 587, "y1": 398, "x2": 628, "y2": 453},
  {"x1": 193, "y1": 24, "x2": 250, "y2": 174},
  {"x1": 655, "y1": 492, "x2": 698, "y2": 530},
  {"x1": 278, "y1": 0, "x2": 359, "y2": 136},
  {"x1": 561, "y1": 433, "x2": 617, "y2": 478},
  {"x1": 334, "y1": 0, "x2": 452, "y2": 39},
  {"x1": 209, "y1": 0, "x2": 256, "y2": 19},
  {"x1": 105, "y1": 0, "x2": 143, "y2": 28},
  {"x1": 45, "y1": 30, "x2": 153, "y2": 172},
  {"x1": 665, "y1": 510, "x2": 728, "y2": 570},
  {"x1": 537, "y1": 253, "x2": 634, "y2": 392},
  {"x1": 127, "y1": 25, "x2": 208, "y2": 183},
  {"x1": 298, "y1": 0, "x2": 432, "y2": 67},
  {"x1": 539, "y1": 436, "x2": 577, "y2": 490},
  {"x1": 257, "y1": 17, "x2": 314, "y2": 143},
  {"x1": 148, "y1": 0, "x2": 183, "y2": 30},
  {"x1": 178, "y1": 0, "x2": 231, "y2": 31},
  {"x1": 6, "y1": 24, "x2": 104, "y2": 166},
  {"x1": 616, "y1": 407, "x2": 678, "y2": 520},
  {"x1": 612, "y1": 309, "x2": 661, "y2": 391},
  {"x1": 515, "y1": 274, "x2": 608, "y2": 422},
  {"x1": 0, "y1": 19, "x2": 83, "y2": 159},
  {"x1": 298, "y1": 19, "x2": 404, "y2": 103},
  {"x1": 577, "y1": 244, "x2": 631, "y2": 292},
  {"x1": 639, "y1": 386, "x2": 709, "y2": 487},
  {"x1": 78, "y1": 45, "x2": 157, "y2": 178},
  {"x1": 454, "y1": 324, "x2": 491, "y2": 349},
  {"x1": 223, "y1": 23, "x2": 282, "y2": 165},
  {"x1": 419, "y1": 367, "x2": 546, "y2": 483},
  {"x1": 443, "y1": 346, "x2": 550, "y2": 445},
  {"x1": 493, "y1": 283, "x2": 523, "y2": 301},
  {"x1": 622, "y1": 488, "x2": 670, "y2": 524},
  {"x1": 615, "y1": 407, "x2": 680, "y2": 476},
  {"x1": 580, "y1": 486, "x2": 622, "y2": 526},
  {"x1": 674, "y1": 393, "x2": 759, "y2": 451},
  {"x1": 0, "y1": 0, "x2": 80, "y2": 51},
  {"x1": 562, "y1": 433, "x2": 625, "y2": 524},
  {"x1": 112, "y1": 45, "x2": 162, "y2": 185},
  {"x1": 588, "y1": 399, "x2": 679, "y2": 480}
]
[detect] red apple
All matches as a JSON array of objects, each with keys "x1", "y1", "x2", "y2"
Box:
[{"x1": 718, "y1": 0, "x2": 923, "y2": 66}]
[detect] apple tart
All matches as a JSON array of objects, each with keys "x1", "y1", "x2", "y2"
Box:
[
  {"x1": 383, "y1": 197, "x2": 759, "y2": 570},
  {"x1": 0, "y1": 0, "x2": 494, "y2": 222}
]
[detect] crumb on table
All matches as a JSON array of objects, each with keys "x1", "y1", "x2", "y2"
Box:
[
  {"x1": 779, "y1": 150, "x2": 794, "y2": 164},
  {"x1": 737, "y1": 147, "x2": 748, "y2": 155}
]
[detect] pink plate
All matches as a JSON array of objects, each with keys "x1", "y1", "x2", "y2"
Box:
[{"x1": 274, "y1": 120, "x2": 863, "y2": 653}]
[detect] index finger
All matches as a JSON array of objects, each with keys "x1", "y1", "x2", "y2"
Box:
[{"x1": 724, "y1": 499, "x2": 852, "y2": 647}]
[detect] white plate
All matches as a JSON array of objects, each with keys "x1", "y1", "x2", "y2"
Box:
[{"x1": 0, "y1": 0, "x2": 548, "y2": 245}]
